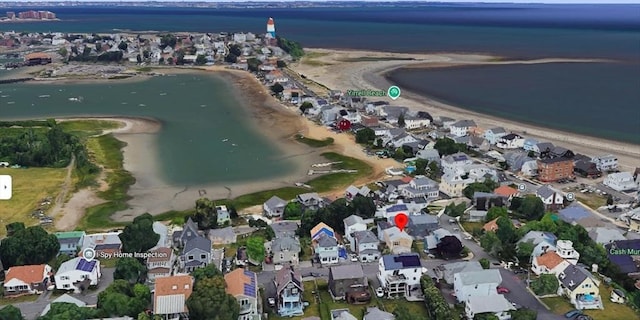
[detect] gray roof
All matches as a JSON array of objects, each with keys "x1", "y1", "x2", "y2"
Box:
[
  {"x1": 412, "y1": 177, "x2": 437, "y2": 187},
  {"x1": 455, "y1": 269, "x2": 502, "y2": 286},
  {"x1": 354, "y1": 230, "x2": 378, "y2": 244},
  {"x1": 536, "y1": 185, "x2": 557, "y2": 198},
  {"x1": 518, "y1": 231, "x2": 557, "y2": 245},
  {"x1": 364, "y1": 307, "x2": 395, "y2": 320},
  {"x1": 208, "y1": 226, "x2": 236, "y2": 240},
  {"x1": 271, "y1": 221, "x2": 299, "y2": 237},
  {"x1": 272, "y1": 236, "x2": 301, "y2": 253},
  {"x1": 451, "y1": 119, "x2": 476, "y2": 127},
  {"x1": 330, "y1": 264, "x2": 365, "y2": 280},
  {"x1": 535, "y1": 142, "x2": 554, "y2": 152},
  {"x1": 317, "y1": 234, "x2": 338, "y2": 247},
  {"x1": 588, "y1": 227, "x2": 626, "y2": 245},
  {"x1": 331, "y1": 309, "x2": 357, "y2": 320},
  {"x1": 388, "y1": 128, "x2": 405, "y2": 137},
  {"x1": 343, "y1": 215, "x2": 365, "y2": 227},
  {"x1": 297, "y1": 192, "x2": 321, "y2": 202},
  {"x1": 41, "y1": 294, "x2": 86, "y2": 316},
  {"x1": 487, "y1": 127, "x2": 506, "y2": 134},
  {"x1": 441, "y1": 261, "x2": 483, "y2": 283},
  {"x1": 264, "y1": 195, "x2": 287, "y2": 210},
  {"x1": 409, "y1": 214, "x2": 438, "y2": 226},
  {"x1": 467, "y1": 295, "x2": 515, "y2": 314},
  {"x1": 184, "y1": 236, "x2": 211, "y2": 253},
  {"x1": 276, "y1": 265, "x2": 303, "y2": 294},
  {"x1": 559, "y1": 264, "x2": 597, "y2": 290}
]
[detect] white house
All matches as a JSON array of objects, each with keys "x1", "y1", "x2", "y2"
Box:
[
  {"x1": 603, "y1": 172, "x2": 637, "y2": 192},
  {"x1": 484, "y1": 127, "x2": 508, "y2": 145},
  {"x1": 400, "y1": 176, "x2": 439, "y2": 200},
  {"x1": 55, "y1": 258, "x2": 101, "y2": 291},
  {"x1": 147, "y1": 247, "x2": 176, "y2": 282},
  {"x1": 449, "y1": 120, "x2": 477, "y2": 137},
  {"x1": 378, "y1": 253, "x2": 425, "y2": 297},
  {"x1": 439, "y1": 173, "x2": 474, "y2": 198},
  {"x1": 591, "y1": 155, "x2": 618, "y2": 172},
  {"x1": 3, "y1": 264, "x2": 53, "y2": 296},
  {"x1": 441, "y1": 152, "x2": 473, "y2": 175},
  {"x1": 496, "y1": 133, "x2": 525, "y2": 149},
  {"x1": 354, "y1": 230, "x2": 380, "y2": 263},
  {"x1": 216, "y1": 205, "x2": 231, "y2": 225},
  {"x1": 404, "y1": 117, "x2": 430, "y2": 130},
  {"x1": 535, "y1": 185, "x2": 564, "y2": 210},
  {"x1": 343, "y1": 215, "x2": 367, "y2": 252},
  {"x1": 465, "y1": 295, "x2": 515, "y2": 320},
  {"x1": 453, "y1": 269, "x2": 502, "y2": 303},
  {"x1": 555, "y1": 240, "x2": 580, "y2": 265},
  {"x1": 263, "y1": 195, "x2": 287, "y2": 219}
]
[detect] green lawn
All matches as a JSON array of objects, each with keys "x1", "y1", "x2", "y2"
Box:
[
  {"x1": 295, "y1": 134, "x2": 334, "y2": 148},
  {"x1": 460, "y1": 221, "x2": 484, "y2": 235},
  {"x1": 269, "y1": 280, "x2": 320, "y2": 320},
  {"x1": 0, "y1": 294, "x2": 38, "y2": 305},
  {"x1": 57, "y1": 119, "x2": 123, "y2": 138},
  {"x1": 541, "y1": 283, "x2": 639, "y2": 320},
  {"x1": 576, "y1": 194, "x2": 607, "y2": 210}
]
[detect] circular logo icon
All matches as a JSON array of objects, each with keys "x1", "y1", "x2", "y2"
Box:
[
  {"x1": 517, "y1": 183, "x2": 527, "y2": 192},
  {"x1": 566, "y1": 192, "x2": 575, "y2": 201},
  {"x1": 387, "y1": 86, "x2": 401, "y2": 100},
  {"x1": 82, "y1": 248, "x2": 96, "y2": 261}
]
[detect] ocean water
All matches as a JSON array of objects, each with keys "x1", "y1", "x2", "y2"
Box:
[
  {"x1": 1, "y1": 4, "x2": 639, "y2": 146},
  {"x1": 0, "y1": 74, "x2": 293, "y2": 185}
]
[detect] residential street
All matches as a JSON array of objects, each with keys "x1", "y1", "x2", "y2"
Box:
[{"x1": 13, "y1": 268, "x2": 114, "y2": 320}]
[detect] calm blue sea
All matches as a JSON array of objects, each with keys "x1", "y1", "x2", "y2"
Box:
[{"x1": 2, "y1": 4, "x2": 639, "y2": 143}]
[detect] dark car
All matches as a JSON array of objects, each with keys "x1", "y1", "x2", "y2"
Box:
[
  {"x1": 575, "y1": 315, "x2": 593, "y2": 320},
  {"x1": 513, "y1": 268, "x2": 528, "y2": 274},
  {"x1": 564, "y1": 309, "x2": 582, "y2": 318}
]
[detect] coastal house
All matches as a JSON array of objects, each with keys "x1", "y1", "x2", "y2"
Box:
[
  {"x1": 315, "y1": 233, "x2": 340, "y2": 265},
  {"x1": 225, "y1": 268, "x2": 261, "y2": 320},
  {"x1": 449, "y1": 120, "x2": 477, "y2": 137},
  {"x1": 378, "y1": 203, "x2": 410, "y2": 221},
  {"x1": 329, "y1": 264, "x2": 370, "y2": 302},
  {"x1": 518, "y1": 231, "x2": 557, "y2": 257},
  {"x1": 215, "y1": 205, "x2": 231, "y2": 225},
  {"x1": 439, "y1": 116, "x2": 457, "y2": 129},
  {"x1": 424, "y1": 228, "x2": 461, "y2": 252},
  {"x1": 271, "y1": 221, "x2": 299, "y2": 238},
  {"x1": 275, "y1": 265, "x2": 304, "y2": 317},
  {"x1": 494, "y1": 185, "x2": 519, "y2": 199},
  {"x1": 208, "y1": 226, "x2": 237, "y2": 245},
  {"x1": 181, "y1": 236, "x2": 212, "y2": 272},
  {"x1": 473, "y1": 192, "x2": 507, "y2": 211},
  {"x1": 383, "y1": 227, "x2": 413, "y2": 254},
  {"x1": 153, "y1": 275, "x2": 193, "y2": 319},
  {"x1": 406, "y1": 214, "x2": 439, "y2": 239},
  {"x1": 439, "y1": 261, "x2": 483, "y2": 284},
  {"x1": 353, "y1": 230, "x2": 380, "y2": 263},
  {"x1": 523, "y1": 138, "x2": 539, "y2": 152},
  {"x1": 345, "y1": 185, "x2": 371, "y2": 201},
  {"x1": 521, "y1": 160, "x2": 539, "y2": 177},
  {"x1": 416, "y1": 148, "x2": 440, "y2": 165},
  {"x1": 439, "y1": 173, "x2": 474, "y2": 198},
  {"x1": 496, "y1": 133, "x2": 525, "y2": 149},
  {"x1": 82, "y1": 231, "x2": 122, "y2": 258},
  {"x1": 400, "y1": 176, "x2": 439, "y2": 200},
  {"x1": 3, "y1": 264, "x2": 53, "y2": 296},
  {"x1": 465, "y1": 295, "x2": 516, "y2": 320},
  {"x1": 605, "y1": 240, "x2": 640, "y2": 277},
  {"x1": 587, "y1": 227, "x2": 626, "y2": 245},
  {"x1": 296, "y1": 192, "x2": 325, "y2": 211},
  {"x1": 320, "y1": 106, "x2": 343, "y2": 125},
  {"x1": 533, "y1": 142, "x2": 554, "y2": 155},
  {"x1": 377, "y1": 221, "x2": 394, "y2": 242},
  {"x1": 173, "y1": 217, "x2": 202, "y2": 248},
  {"x1": 387, "y1": 132, "x2": 418, "y2": 149},
  {"x1": 403, "y1": 116, "x2": 430, "y2": 129},
  {"x1": 147, "y1": 247, "x2": 175, "y2": 282},
  {"x1": 467, "y1": 136, "x2": 491, "y2": 151},
  {"x1": 538, "y1": 157, "x2": 575, "y2": 182},
  {"x1": 558, "y1": 204, "x2": 599, "y2": 228},
  {"x1": 343, "y1": 215, "x2": 367, "y2": 251},
  {"x1": 453, "y1": 269, "x2": 502, "y2": 303},
  {"x1": 55, "y1": 231, "x2": 85, "y2": 256},
  {"x1": 574, "y1": 160, "x2": 602, "y2": 179},
  {"x1": 634, "y1": 168, "x2": 640, "y2": 188},
  {"x1": 554, "y1": 240, "x2": 581, "y2": 265},
  {"x1": 484, "y1": 127, "x2": 508, "y2": 145},
  {"x1": 535, "y1": 185, "x2": 565, "y2": 211},
  {"x1": 604, "y1": 172, "x2": 637, "y2": 192},
  {"x1": 271, "y1": 236, "x2": 301, "y2": 266},
  {"x1": 378, "y1": 253, "x2": 424, "y2": 297},
  {"x1": 364, "y1": 307, "x2": 395, "y2": 320},
  {"x1": 442, "y1": 152, "x2": 473, "y2": 175},
  {"x1": 503, "y1": 151, "x2": 534, "y2": 172},
  {"x1": 311, "y1": 222, "x2": 335, "y2": 241},
  {"x1": 531, "y1": 251, "x2": 570, "y2": 276},
  {"x1": 558, "y1": 264, "x2": 603, "y2": 309},
  {"x1": 55, "y1": 257, "x2": 101, "y2": 291}
]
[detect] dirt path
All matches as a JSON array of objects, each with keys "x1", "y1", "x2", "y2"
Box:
[{"x1": 50, "y1": 155, "x2": 75, "y2": 218}]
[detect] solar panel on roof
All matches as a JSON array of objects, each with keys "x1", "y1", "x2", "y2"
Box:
[
  {"x1": 76, "y1": 259, "x2": 96, "y2": 272},
  {"x1": 244, "y1": 270, "x2": 257, "y2": 297}
]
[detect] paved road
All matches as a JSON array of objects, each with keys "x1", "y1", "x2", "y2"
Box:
[
  {"x1": 15, "y1": 268, "x2": 114, "y2": 320},
  {"x1": 498, "y1": 268, "x2": 563, "y2": 320}
]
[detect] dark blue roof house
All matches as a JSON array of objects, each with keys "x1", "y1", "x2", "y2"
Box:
[
  {"x1": 606, "y1": 240, "x2": 640, "y2": 274},
  {"x1": 558, "y1": 204, "x2": 592, "y2": 224}
]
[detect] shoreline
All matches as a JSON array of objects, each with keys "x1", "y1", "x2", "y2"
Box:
[{"x1": 290, "y1": 48, "x2": 640, "y2": 171}]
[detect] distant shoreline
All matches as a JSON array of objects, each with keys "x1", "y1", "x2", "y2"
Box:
[{"x1": 0, "y1": 19, "x2": 61, "y2": 23}]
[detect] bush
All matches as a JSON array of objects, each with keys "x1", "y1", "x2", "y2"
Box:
[
  {"x1": 531, "y1": 274, "x2": 559, "y2": 296},
  {"x1": 479, "y1": 258, "x2": 490, "y2": 269}
]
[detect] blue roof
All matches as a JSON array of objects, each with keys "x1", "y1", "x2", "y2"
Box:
[
  {"x1": 312, "y1": 228, "x2": 334, "y2": 241},
  {"x1": 382, "y1": 253, "x2": 421, "y2": 270},
  {"x1": 558, "y1": 204, "x2": 591, "y2": 223},
  {"x1": 452, "y1": 154, "x2": 469, "y2": 161},
  {"x1": 606, "y1": 240, "x2": 640, "y2": 274},
  {"x1": 386, "y1": 204, "x2": 408, "y2": 213},
  {"x1": 76, "y1": 259, "x2": 96, "y2": 272},
  {"x1": 244, "y1": 270, "x2": 257, "y2": 298}
]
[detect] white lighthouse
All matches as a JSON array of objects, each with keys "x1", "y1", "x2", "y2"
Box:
[{"x1": 267, "y1": 17, "x2": 276, "y2": 38}]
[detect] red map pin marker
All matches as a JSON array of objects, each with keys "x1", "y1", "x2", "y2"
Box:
[{"x1": 395, "y1": 213, "x2": 409, "y2": 232}]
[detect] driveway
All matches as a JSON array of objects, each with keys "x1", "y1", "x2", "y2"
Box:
[
  {"x1": 14, "y1": 267, "x2": 115, "y2": 320},
  {"x1": 497, "y1": 268, "x2": 562, "y2": 320}
]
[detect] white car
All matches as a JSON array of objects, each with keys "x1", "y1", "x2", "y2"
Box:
[
  {"x1": 350, "y1": 254, "x2": 359, "y2": 262},
  {"x1": 375, "y1": 287, "x2": 385, "y2": 298},
  {"x1": 267, "y1": 297, "x2": 276, "y2": 307}
]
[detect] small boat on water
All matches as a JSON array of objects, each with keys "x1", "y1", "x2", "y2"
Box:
[
  {"x1": 1, "y1": 95, "x2": 9, "y2": 98},
  {"x1": 222, "y1": 139, "x2": 229, "y2": 142},
  {"x1": 7, "y1": 101, "x2": 15, "y2": 104},
  {"x1": 159, "y1": 93, "x2": 167, "y2": 96},
  {"x1": 130, "y1": 91, "x2": 136, "y2": 94},
  {"x1": 139, "y1": 104, "x2": 146, "y2": 107},
  {"x1": 200, "y1": 104, "x2": 207, "y2": 107},
  {"x1": 39, "y1": 95, "x2": 50, "y2": 98},
  {"x1": 232, "y1": 143, "x2": 238, "y2": 147}
]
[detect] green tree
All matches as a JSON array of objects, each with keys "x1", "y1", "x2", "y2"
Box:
[
  {"x1": 375, "y1": 138, "x2": 383, "y2": 148},
  {"x1": 355, "y1": 127, "x2": 375, "y2": 144},
  {"x1": 276, "y1": 60, "x2": 287, "y2": 68},
  {"x1": 191, "y1": 198, "x2": 218, "y2": 230},
  {"x1": 485, "y1": 206, "x2": 509, "y2": 222},
  {"x1": 428, "y1": 161, "x2": 440, "y2": 179},
  {"x1": 606, "y1": 194, "x2": 614, "y2": 206},
  {"x1": 393, "y1": 147, "x2": 407, "y2": 160},
  {"x1": 276, "y1": 36, "x2": 305, "y2": 59},
  {"x1": 224, "y1": 53, "x2": 238, "y2": 63},
  {"x1": 480, "y1": 231, "x2": 501, "y2": 255},
  {"x1": 191, "y1": 264, "x2": 222, "y2": 282},
  {"x1": 510, "y1": 308, "x2": 537, "y2": 320},
  {"x1": 97, "y1": 281, "x2": 151, "y2": 317},
  {"x1": 52, "y1": 254, "x2": 72, "y2": 271},
  {"x1": 158, "y1": 57, "x2": 165, "y2": 64},
  {"x1": 118, "y1": 41, "x2": 128, "y2": 51},
  {"x1": 39, "y1": 302, "x2": 97, "y2": 320},
  {"x1": 415, "y1": 158, "x2": 429, "y2": 175},
  {"x1": 119, "y1": 213, "x2": 160, "y2": 253},
  {"x1": 299, "y1": 101, "x2": 314, "y2": 114},
  {"x1": 114, "y1": 257, "x2": 147, "y2": 284},
  {"x1": 246, "y1": 236, "x2": 266, "y2": 263},
  {"x1": 397, "y1": 112, "x2": 406, "y2": 128},
  {"x1": 463, "y1": 179, "x2": 499, "y2": 200},
  {"x1": 531, "y1": 273, "x2": 559, "y2": 295},
  {"x1": 5, "y1": 222, "x2": 25, "y2": 237},
  {"x1": 283, "y1": 202, "x2": 303, "y2": 220},
  {"x1": 475, "y1": 314, "x2": 500, "y2": 320},
  {"x1": 393, "y1": 307, "x2": 416, "y2": 320},
  {"x1": 479, "y1": 258, "x2": 490, "y2": 269},
  {"x1": 160, "y1": 34, "x2": 177, "y2": 48},
  {"x1": 434, "y1": 138, "x2": 467, "y2": 156},
  {"x1": 420, "y1": 275, "x2": 453, "y2": 320},
  {"x1": 351, "y1": 195, "x2": 376, "y2": 218},
  {"x1": 58, "y1": 47, "x2": 68, "y2": 59},
  {"x1": 444, "y1": 202, "x2": 467, "y2": 217},
  {"x1": 517, "y1": 196, "x2": 545, "y2": 221},
  {"x1": 167, "y1": 57, "x2": 174, "y2": 64},
  {"x1": 0, "y1": 226, "x2": 60, "y2": 268},
  {"x1": 136, "y1": 54, "x2": 142, "y2": 63},
  {"x1": 270, "y1": 83, "x2": 284, "y2": 95},
  {"x1": 229, "y1": 44, "x2": 242, "y2": 57},
  {"x1": 0, "y1": 305, "x2": 23, "y2": 320},
  {"x1": 195, "y1": 54, "x2": 207, "y2": 65},
  {"x1": 517, "y1": 241, "x2": 535, "y2": 264},
  {"x1": 187, "y1": 276, "x2": 240, "y2": 320},
  {"x1": 247, "y1": 57, "x2": 262, "y2": 72}
]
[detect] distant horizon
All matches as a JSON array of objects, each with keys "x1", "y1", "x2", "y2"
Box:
[{"x1": 3, "y1": 0, "x2": 640, "y2": 4}]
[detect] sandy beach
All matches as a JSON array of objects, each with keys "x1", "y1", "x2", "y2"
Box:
[{"x1": 290, "y1": 48, "x2": 640, "y2": 171}]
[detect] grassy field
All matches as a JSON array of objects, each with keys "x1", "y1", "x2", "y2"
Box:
[
  {"x1": 0, "y1": 294, "x2": 38, "y2": 305},
  {"x1": 77, "y1": 134, "x2": 135, "y2": 231},
  {"x1": 57, "y1": 119, "x2": 122, "y2": 138},
  {"x1": 576, "y1": 194, "x2": 607, "y2": 210},
  {"x1": 541, "y1": 283, "x2": 639, "y2": 320},
  {"x1": 460, "y1": 221, "x2": 484, "y2": 235},
  {"x1": 0, "y1": 167, "x2": 67, "y2": 237},
  {"x1": 294, "y1": 134, "x2": 334, "y2": 148}
]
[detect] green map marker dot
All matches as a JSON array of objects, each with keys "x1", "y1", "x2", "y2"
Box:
[{"x1": 388, "y1": 86, "x2": 401, "y2": 100}]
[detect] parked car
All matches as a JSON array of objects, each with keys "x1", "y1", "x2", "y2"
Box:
[
  {"x1": 575, "y1": 316, "x2": 592, "y2": 320},
  {"x1": 267, "y1": 297, "x2": 276, "y2": 307},
  {"x1": 497, "y1": 286, "x2": 510, "y2": 294},
  {"x1": 375, "y1": 287, "x2": 384, "y2": 298},
  {"x1": 513, "y1": 268, "x2": 528, "y2": 274},
  {"x1": 350, "y1": 254, "x2": 358, "y2": 262},
  {"x1": 564, "y1": 309, "x2": 583, "y2": 318}
]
